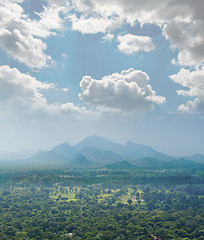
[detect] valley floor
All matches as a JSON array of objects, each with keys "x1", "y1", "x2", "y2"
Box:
[{"x1": 0, "y1": 168, "x2": 203, "y2": 239}]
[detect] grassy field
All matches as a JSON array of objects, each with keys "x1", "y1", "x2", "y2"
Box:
[
  {"x1": 49, "y1": 186, "x2": 145, "y2": 205},
  {"x1": 49, "y1": 187, "x2": 79, "y2": 202}
]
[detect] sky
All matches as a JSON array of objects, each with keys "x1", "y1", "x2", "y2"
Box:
[{"x1": 0, "y1": 0, "x2": 204, "y2": 156}]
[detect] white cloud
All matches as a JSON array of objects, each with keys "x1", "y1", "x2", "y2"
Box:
[
  {"x1": 70, "y1": 0, "x2": 172, "y2": 31},
  {"x1": 45, "y1": 0, "x2": 68, "y2": 7},
  {"x1": 70, "y1": 0, "x2": 204, "y2": 116},
  {"x1": 102, "y1": 33, "x2": 114, "y2": 42},
  {"x1": 163, "y1": 19, "x2": 204, "y2": 67},
  {"x1": 117, "y1": 34, "x2": 155, "y2": 54},
  {"x1": 170, "y1": 68, "x2": 204, "y2": 114},
  {"x1": 70, "y1": 0, "x2": 204, "y2": 67},
  {"x1": 0, "y1": 65, "x2": 99, "y2": 119},
  {"x1": 69, "y1": 14, "x2": 122, "y2": 34},
  {"x1": 62, "y1": 88, "x2": 69, "y2": 92},
  {"x1": 2, "y1": 0, "x2": 204, "y2": 68},
  {"x1": 0, "y1": 0, "x2": 68, "y2": 70},
  {"x1": 79, "y1": 68, "x2": 165, "y2": 112},
  {"x1": 0, "y1": 65, "x2": 51, "y2": 116},
  {"x1": 0, "y1": 20, "x2": 53, "y2": 69}
]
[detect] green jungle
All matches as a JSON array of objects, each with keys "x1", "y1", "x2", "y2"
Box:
[{"x1": 0, "y1": 166, "x2": 203, "y2": 240}]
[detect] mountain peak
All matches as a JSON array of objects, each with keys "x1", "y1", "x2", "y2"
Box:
[
  {"x1": 80, "y1": 135, "x2": 111, "y2": 144},
  {"x1": 53, "y1": 142, "x2": 70, "y2": 148},
  {"x1": 71, "y1": 153, "x2": 93, "y2": 167},
  {"x1": 53, "y1": 142, "x2": 76, "y2": 157},
  {"x1": 75, "y1": 135, "x2": 120, "y2": 151}
]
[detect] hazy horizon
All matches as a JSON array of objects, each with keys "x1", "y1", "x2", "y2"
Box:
[
  {"x1": 0, "y1": 134, "x2": 203, "y2": 159},
  {"x1": 0, "y1": 0, "x2": 204, "y2": 156}
]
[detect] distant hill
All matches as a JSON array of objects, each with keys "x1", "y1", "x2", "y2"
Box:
[
  {"x1": 105, "y1": 160, "x2": 136, "y2": 170},
  {"x1": 173, "y1": 158, "x2": 204, "y2": 168},
  {"x1": 52, "y1": 142, "x2": 76, "y2": 157},
  {"x1": 74, "y1": 135, "x2": 172, "y2": 161},
  {"x1": 133, "y1": 157, "x2": 204, "y2": 170},
  {"x1": 75, "y1": 135, "x2": 122, "y2": 153},
  {"x1": 184, "y1": 154, "x2": 204, "y2": 163},
  {"x1": 133, "y1": 157, "x2": 163, "y2": 169},
  {"x1": 70, "y1": 154, "x2": 93, "y2": 168},
  {"x1": 80, "y1": 147, "x2": 127, "y2": 164},
  {"x1": 50, "y1": 135, "x2": 171, "y2": 162},
  {"x1": 21, "y1": 135, "x2": 204, "y2": 170},
  {"x1": 120, "y1": 141, "x2": 173, "y2": 161}
]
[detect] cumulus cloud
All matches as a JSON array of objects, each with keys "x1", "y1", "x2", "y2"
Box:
[
  {"x1": 0, "y1": 65, "x2": 98, "y2": 119},
  {"x1": 0, "y1": 0, "x2": 68, "y2": 69},
  {"x1": 79, "y1": 68, "x2": 165, "y2": 112},
  {"x1": 69, "y1": 0, "x2": 204, "y2": 67},
  {"x1": 71, "y1": 0, "x2": 167, "y2": 24},
  {"x1": 117, "y1": 34, "x2": 155, "y2": 54},
  {"x1": 3, "y1": 0, "x2": 204, "y2": 68},
  {"x1": 0, "y1": 21, "x2": 52, "y2": 69},
  {"x1": 69, "y1": 14, "x2": 122, "y2": 34},
  {"x1": 163, "y1": 19, "x2": 204, "y2": 67},
  {"x1": 102, "y1": 33, "x2": 115, "y2": 42},
  {"x1": 170, "y1": 68, "x2": 204, "y2": 114},
  {"x1": 45, "y1": 0, "x2": 68, "y2": 7}
]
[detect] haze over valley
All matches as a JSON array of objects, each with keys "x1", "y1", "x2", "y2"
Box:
[{"x1": 0, "y1": 1, "x2": 203, "y2": 239}]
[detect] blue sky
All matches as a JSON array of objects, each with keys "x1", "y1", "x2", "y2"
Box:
[{"x1": 0, "y1": 0, "x2": 204, "y2": 156}]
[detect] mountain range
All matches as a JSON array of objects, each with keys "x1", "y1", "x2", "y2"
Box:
[
  {"x1": 1, "y1": 135, "x2": 204, "y2": 169},
  {"x1": 52, "y1": 135, "x2": 173, "y2": 160}
]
